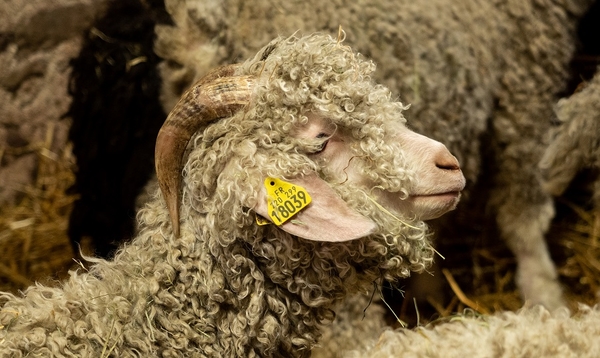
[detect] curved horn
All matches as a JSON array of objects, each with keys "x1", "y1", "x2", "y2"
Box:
[{"x1": 155, "y1": 64, "x2": 254, "y2": 237}]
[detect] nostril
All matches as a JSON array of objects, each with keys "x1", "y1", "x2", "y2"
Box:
[
  {"x1": 436, "y1": 160, "x2": 459, "y2": 171},
  {"x1": 435, "y1": 151, "x2": 460, "y2": 171}
]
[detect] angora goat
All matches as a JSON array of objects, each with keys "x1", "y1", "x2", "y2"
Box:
[
  {"x1": 0, "y1": 34, "x2": 465, "y2": 357},
  {"x1": 154, "y1": 0, "x2": 596, "y2": 309}
]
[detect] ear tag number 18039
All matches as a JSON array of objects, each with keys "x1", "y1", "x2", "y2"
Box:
[{"x1": 262, "y1": 177, "x2": 312, "y2": 226}]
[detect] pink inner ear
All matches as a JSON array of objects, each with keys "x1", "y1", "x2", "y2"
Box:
[{"x1": 254, "y1": 174, "x2": 377, "y2": 242}]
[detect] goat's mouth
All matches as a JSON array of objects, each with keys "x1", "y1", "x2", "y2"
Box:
[
  {"x1": 408, "y1": 191, "x2": 462, "y2": 220},
  {"x1": 371, "y1": 181, "x2": 465, "y2": 222},
  {"x1": 411, "y1": 191, "x2": 461, "y2": 200}
]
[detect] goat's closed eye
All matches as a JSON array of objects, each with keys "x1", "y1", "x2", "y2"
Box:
[{"x1": 313, "y1": 133, "x2": 330, "y2": 154}]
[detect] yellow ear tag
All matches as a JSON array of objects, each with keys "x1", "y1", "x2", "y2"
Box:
[{"x1": 264, "y1": 177, "x2": 312, "y2": 226}]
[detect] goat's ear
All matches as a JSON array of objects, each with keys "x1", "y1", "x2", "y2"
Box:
[{"x1": 254, "y1": 174, "x2": 377, "y2": 242}]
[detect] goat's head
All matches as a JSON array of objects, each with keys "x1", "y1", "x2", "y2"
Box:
[{"x1": 155, "y1": 34, "x2": 465, "y2": 268}]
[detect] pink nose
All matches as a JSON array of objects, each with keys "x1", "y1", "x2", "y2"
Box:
[{"x1": 434, "y1": 145, "x2": 460, "y2": 171}]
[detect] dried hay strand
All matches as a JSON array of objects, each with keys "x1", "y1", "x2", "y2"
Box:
[
  {"x1": 0, "y1": 123, "x2": 78, "y2": 293},
  {"x1": 551, "y1": 198, "x2": 600, "y2": 306}
]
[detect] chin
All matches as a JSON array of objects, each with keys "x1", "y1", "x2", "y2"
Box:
[{"x1": 411, "y1": 191, "x2": 462, "y2": 220}]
